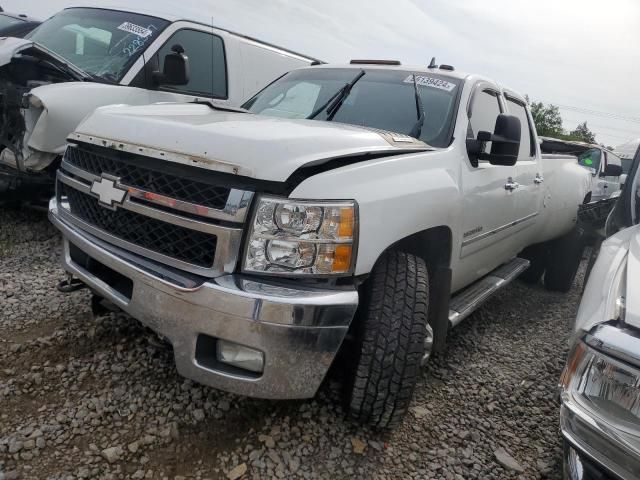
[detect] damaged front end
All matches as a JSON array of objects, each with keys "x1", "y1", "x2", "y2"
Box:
[{"x1": 0, "y1": 38, "x2": 85, "y2": 195}]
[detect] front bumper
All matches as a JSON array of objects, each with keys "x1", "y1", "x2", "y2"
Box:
[{"x1": 49, "y1": 199, "x2": 359, "y2": 399}]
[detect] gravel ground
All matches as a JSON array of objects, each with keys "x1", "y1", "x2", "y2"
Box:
[{"x1": 0, "y1": 206, "x2": 583, "y2": 480}]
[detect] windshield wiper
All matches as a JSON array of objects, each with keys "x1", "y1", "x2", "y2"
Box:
[
  {"x1": 307, "y1": 69, "x2": 365, "y2": 121},
  {"x1": 192, "y1": 100, "x2": 250, "y2": 114},
  {"x1": 408, "y1": 74, "x2": 426, "y2": 139}
]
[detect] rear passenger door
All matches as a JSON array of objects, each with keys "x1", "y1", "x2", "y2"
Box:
[{"x1": 506, "y1": 95, "x2": 544, "y2": 234}]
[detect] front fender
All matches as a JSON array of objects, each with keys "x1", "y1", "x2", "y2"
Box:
[
  {"x1": 290, "y1": 150, "x2": 462, "y2": 276},
  {"x1": 26, "y1": 83, "x2": 155, "y2": 155}
]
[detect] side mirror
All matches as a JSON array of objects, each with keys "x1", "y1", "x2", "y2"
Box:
[
  {"x1": 153, "y1": 44, "x2": 190, "y2": 86},
  {"x1": 467, "y1": 114, "x2": 521, "y2": 166},
  {"x1": 602, "y1": 163, "x2": 623, "y2": 177}
]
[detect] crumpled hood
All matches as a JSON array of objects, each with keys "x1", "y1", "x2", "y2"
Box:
[
  {"x1": 0, "y1": 37, "x2": 86, "y2": 80},
  {"x1": 625, "y1": 225, "x2": 640, "y2": 329},
  {"x1": 74, "y1": 103, "x2": 430, "y2": 182}
]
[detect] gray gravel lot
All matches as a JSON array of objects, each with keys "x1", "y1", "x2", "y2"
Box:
[{"x1": 0, "y1": 207, "x2": 581, "y2": 479}]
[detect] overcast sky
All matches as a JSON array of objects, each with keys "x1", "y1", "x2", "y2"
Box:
[{"x1": 4, "y1": 0, "x2": 639, "y2": 147}]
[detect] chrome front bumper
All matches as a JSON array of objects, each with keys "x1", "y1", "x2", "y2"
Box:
[{"x1": 49, "y1": 199, "x2": 358, "y2": 399}]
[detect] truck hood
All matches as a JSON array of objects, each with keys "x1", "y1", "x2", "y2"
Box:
[
  {"x1": 74, "y1": 103, "x2": 430, "y2": 182},
  {"x1": 0, "y1": 37, "x2": 88, "y2": 80}
]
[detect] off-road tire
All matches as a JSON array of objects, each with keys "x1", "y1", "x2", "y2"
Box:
[
  {"x1": 544, "y1": 227, "x2": 586, "y2": 293},
  {"x1": 346, "y1": 251, "x2": 429, "y2": 429}
]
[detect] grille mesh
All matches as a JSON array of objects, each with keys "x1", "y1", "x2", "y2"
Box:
[
  {"x1": 61, "y1": 183, "x2": 217, "y2": 268},
  {"x1": 65, "y1": 146, "x2": 231, "y2": 210}
]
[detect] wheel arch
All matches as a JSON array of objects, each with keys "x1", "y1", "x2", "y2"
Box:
[{"x1": 366, "y1": 225, "x2": 454, "y2": 353}]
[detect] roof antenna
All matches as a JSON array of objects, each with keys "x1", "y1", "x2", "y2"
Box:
[{"x1": 428, "y1": 57, "x2": 437, "y2": 69}]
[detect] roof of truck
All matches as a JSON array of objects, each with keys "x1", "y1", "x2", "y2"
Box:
[
  {"x1": 59, "y1": 6, "x2": 322, "y2": 63},
  {"x1": 310, "y1": 62, "x2": 472, "y2": 81}
]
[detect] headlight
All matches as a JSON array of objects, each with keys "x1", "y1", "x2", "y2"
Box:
[
  {"x1": 561, "y1": 339, "x2": 640, "y2": 436},
  {"x1": 243, "y1": 196, "x2": 357, "y2": 276}
]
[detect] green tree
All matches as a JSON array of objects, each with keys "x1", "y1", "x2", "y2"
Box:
[
  {"x1": 568, "y1": 122, "x2": 596, "y2": 144},
  {"x1": 529, "y1": 101, "x2": 564, "y2": 137}
]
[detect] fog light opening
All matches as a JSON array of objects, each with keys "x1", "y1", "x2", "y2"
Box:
[{"x1": 216, "y1": 339, "x2": 265, "y2": 374}]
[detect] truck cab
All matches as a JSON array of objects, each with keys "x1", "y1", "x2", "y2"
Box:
[{"x1": 0, "y1": 6, "x2": 319, "y2": 195}]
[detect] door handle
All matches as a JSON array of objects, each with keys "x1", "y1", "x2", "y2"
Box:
[
  {"x1": 534, "y1": 174, "x2": 544, "y2": 184},
  {"x1": 504, "y1": 177, "x2": 520, "y2": 191}
]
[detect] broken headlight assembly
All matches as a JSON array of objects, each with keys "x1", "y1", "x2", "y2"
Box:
[{"x1": 242, "y1": 196, "x2": 358, "y2": 276}]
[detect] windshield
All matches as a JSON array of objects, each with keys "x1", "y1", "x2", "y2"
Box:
[
  {"x1": 578, "y1": 148, "x2": 601, "y2": 172},
  {"x1": 0, "y1": 14, "x2": 25, "y2": 28},
  {"x1": 243, "y1": 68, "x2": 462, "y2": 148},
  {"x1": 26, "y1": 8, "x2": 169, "y2": 83}
]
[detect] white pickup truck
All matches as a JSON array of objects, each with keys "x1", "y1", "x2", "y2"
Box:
[
  {"x1": 50, "y1": 61, "x2": 592, "y2": 428},
  {"x1": 0, "y1": 6, "x2": 318, "y2": 195}
]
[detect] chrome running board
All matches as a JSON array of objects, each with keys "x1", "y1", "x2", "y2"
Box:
[{"x1": 448, "y1": 257, "x2": 530, "y2": 328}]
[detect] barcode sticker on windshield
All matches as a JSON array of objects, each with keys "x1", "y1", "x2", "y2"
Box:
[
  {"x1": 404, "y1": 75, "x2": 456, "y2": 92},
  {"x1": 118, "y1": 22, "x2": 153, "y2": 38}
]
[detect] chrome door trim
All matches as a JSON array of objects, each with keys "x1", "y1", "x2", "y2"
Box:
[{"x1": 461, "y1": 212, "x2": 539, "y2": 247}]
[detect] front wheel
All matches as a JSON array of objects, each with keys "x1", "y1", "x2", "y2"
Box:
[{"x1": 345, "y1": 251, "x2": 432, "y2": 429}]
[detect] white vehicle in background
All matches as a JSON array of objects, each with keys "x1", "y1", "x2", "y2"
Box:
[
  {"x1": 0, "y1": 6, "x2": 320, "y2": 196},
  {"x1": 560, "y1": 148, "x2": 640, "y2": 479},
  {"x1": 50, "y1": 60, "x2": 592, "y2": 428},
  {"x1": 540, "y1": 138, "x2": 624, "y2": 202}
]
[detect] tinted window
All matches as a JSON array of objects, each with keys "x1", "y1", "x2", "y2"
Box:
[
  {"x1": 622, "y1": 158, "x2": 633, "y2": 174},
  {"x1": 244, "y1": 68, "x2": 461, "y2": 148},
  {"x1": 506, "y1": 98, "x2": 534, "y2": 160},
  {"x1": 468, "y1": 90, "x2": 502, "y2": 154},
  {"x1": 578, "y1": 148, "x2": 602, "y2": 172},
  {"x1": 26, "y1": 8, "x2": 168, "y2": 83},
  {"x1": 156, "y1": 29, "x2": 227, "y2": 98}
]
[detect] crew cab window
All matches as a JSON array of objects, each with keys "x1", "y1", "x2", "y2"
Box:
[
  {"x1": 578, "y1": 148, "x2": 602, "y2": 172},
  {"x1": 506, "y1": 98, "x2": 534, "y2": 160},
  {"x1": 468, "y1": 89, "x2": 502, "y2": 155},
  {"x1": 156, "y1": 29, "x2": 227, "y2": 98}
]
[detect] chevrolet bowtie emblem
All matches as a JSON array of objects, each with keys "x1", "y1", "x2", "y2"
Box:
[{"x1": 90, "y1": 175, "x2": 127, "y2": 209}]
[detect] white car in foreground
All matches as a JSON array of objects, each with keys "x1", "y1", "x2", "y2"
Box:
[
  {"x1": 560, "y1": 149, "x2": 640, "y2": 479},
  {"x1": 50, "y1": 61, "x2": 591, "y2": 428}
]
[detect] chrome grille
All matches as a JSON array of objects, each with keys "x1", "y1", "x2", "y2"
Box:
[
  {"x1": 61, "y1": 183, "x2": 218, "y2": 268},
  {"x1": 57, "y1": 144, "x2": 253, "y2": 277},
  {"x1": 65, "y1": 146, "x2": 231, "y2": 210}
]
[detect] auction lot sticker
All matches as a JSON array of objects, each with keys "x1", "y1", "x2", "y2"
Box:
[
  {"x1": 404, "y1": 75, "x2": 457, "y2": 92},
  {"x1": 118, "y1": 22, "x2": 153, "y2": 38}
]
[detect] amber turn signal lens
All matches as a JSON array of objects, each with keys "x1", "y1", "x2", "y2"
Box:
[
  {"x1": 332, "y1": 245, "x2": 353, "y2": 273},
  {"x1": 338, "y1": 207, "x2": 355, "y2": 239}
]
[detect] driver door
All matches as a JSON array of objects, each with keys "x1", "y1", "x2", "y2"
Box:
[{"x1": 455, "y1": 84, "x2": 520, "y2": 289}]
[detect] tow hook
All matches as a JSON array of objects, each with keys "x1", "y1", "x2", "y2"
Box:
[{"x1": 57, "y1": 273, "x2": 87, "y2": 293}]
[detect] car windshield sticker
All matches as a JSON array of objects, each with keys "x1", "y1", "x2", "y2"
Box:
[
  {"x1": 118, "y1": 22, "x2": 153, "y2": 38},
  {"x1": 404, "y1": 75, "x2": 457, "y2": 92},
  {"x1": 584, "y1": 158, "x2": 593, "y2": 166}
]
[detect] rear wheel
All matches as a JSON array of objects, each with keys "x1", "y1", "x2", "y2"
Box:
[
  {"x1": 544, "y1": 227, "x2": 586, "y2": 292},
  {"x1": 518, "y1": 244, "x2": 549, "y2": 284},
  {"x1": 345, "y1": 251, "x2": 431, "y2": 429}
]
